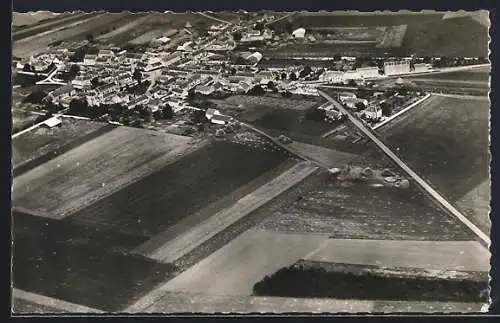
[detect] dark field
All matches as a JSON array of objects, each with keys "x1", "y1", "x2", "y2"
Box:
[
  {"x1": 272, "y1": 13, "x2": 487, "y2": 57},
  {"x1": 409, "y1": 80, "x2": 489, "y2": 96},
  {"x1": 257, "y1": 174, "x2": 475, "y2": 241},
  {"x1": 378, "y1": 95, "x2": 489, "y2": 202},
  {"x1": 12, "y1": 212, "x2": 176, "y2": 312},
  {"x1": 68, "y1": 141, "x2": 288, "y2": 238},
  {"x1": 12, "y1": 119, "x2": 114, "y2": 172},
  {"x1": 253, "y1": 262, "x2": 488, "y2": 302}
]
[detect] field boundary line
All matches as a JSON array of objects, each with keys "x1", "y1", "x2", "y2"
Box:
[
  {"x1": 319, "y1": 90, "x2": 491, "y2": 248},
  {"x1": 372, "y1": 93, "x2": 431, "y2": 131},
  {"x1": 12, "y1": 289, "x2": 104, "y2": 313}
]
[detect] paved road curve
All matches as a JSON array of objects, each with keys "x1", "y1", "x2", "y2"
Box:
[{"x1": 318, "y1": 90, "x2": 490, "y2": 247}]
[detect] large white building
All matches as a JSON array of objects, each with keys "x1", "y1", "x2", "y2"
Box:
[
  {"x1": 383, "y1": 61, "x2": 411, "y2": 76},
  {"x1": 355, "y1": 66, "x2": 380, "y2": 79}
]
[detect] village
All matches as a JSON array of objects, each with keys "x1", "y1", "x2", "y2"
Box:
[{"x1": 12, "y1": 13, "x2": 476, "y2": 139}]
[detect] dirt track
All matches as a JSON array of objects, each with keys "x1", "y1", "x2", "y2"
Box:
[
  {"x1": 12, "y1": 127, "x2": 198, "y2": 218},
  {"x1": 304, "y1": 239, "x2": 490, "y2": 271}
]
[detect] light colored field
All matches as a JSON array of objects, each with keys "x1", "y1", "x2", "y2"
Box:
[
  {"x1": 140, "y1": 161, "x2": 318, "y2": 263},
  {"x1": 12, "y1": 127, "x2": 201, "y2": 219},
  {"x1": 304, "y1": 239, "x2": 490, "y2": 272},
  {"x1": 12, "y1": 12, "x2": 62, "y2": 27},
  {"x1": 138, "y1": 290, "x2": 485, "y2": 314},
  {"x1": 287, "y1": 141, "x2": 357, "y2": 168},
  {"x1": 127, "y1": 229, "x2": 327, "y2": 312},
  {"x1": 456, "y1": 180, "x2": 491, "y2": 234}
]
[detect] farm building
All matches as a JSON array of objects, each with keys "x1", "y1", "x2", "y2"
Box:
[
  {"x1": 339, "y1": 92, "x2": 357, "y2": 101},
  {"x1": 292, "y1": 28, "x2": 306, "y2": 38},
  {"x1": 210, "y1": 114, "x2": 232, "y2": 125},
  {"x1": 413, "y1": 63, "x2": 431, "y2": 73},
  {"x1": 41, "y1": 117, "x2": 63, "y2": 129},
  {"x1": 319, "y1": 71, "x2": 345, "y2": 84},
  {"x1": 384, "y1": 61, "x2": 411, "y2": 76},
  {"x1": 205, "y1": 108, "x2": 222, "y2": 120}
]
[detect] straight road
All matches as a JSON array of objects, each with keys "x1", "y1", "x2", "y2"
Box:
[{"x1": 318, "y1": 90, "x2": 490, "y2": 247}]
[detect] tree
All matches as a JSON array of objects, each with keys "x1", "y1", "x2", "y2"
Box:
[
  {"x1": 22, "y1": 63, "x2": 32, "y2": 72},
  {"x1": 190, "y1": 109, "x2": 206, "y2": 124},
  {"x1": 355, "y1": 102, "x2": 366, "y2": 112},
  {"x1": 23, "y1": 90, "x2": 47, "y2": 104},
  {"x1": 289, "y1": 72, "x2": 297, "y2": 81},
  {"x1": 248, "y1": 84, "x2": 265, "y2": 96},
  {"x1": 347, "y1": 79, "x2": 357, "y2": 87},
  {"x1": 267, "y1": 81, "x2": 277, "y2": 92},
  {"x1": 69, "y1": 64, "x2": 80, "y2": 78},
  {"x1": 333, "y1": 53, "x2": 341, "y2": 61},
  {"x1": 86, "y1": 33, "x2": 94, "y2": 43},
  {"x1": 133, "y1": 69, "x2": 142, "y2": 84},
  {"x1": 254, "y1": 22, "x2": 265, "y2": 31},
  {"x1": 299, "y1": 65, "x2": 312, "y2": 78},
  {"x1": 380, "y1": 102, "x2": 392, "y2": 117},
  {"x1": 281, "y1": 72, "x2": 287, "y2": 80},
  {"x1": 232, "y1": 31, "x2": 242, "y2": 41},
  {"x1": 91, "y1": 77, "x2": 100, "y2": 88},
  {"x1": 284, "y1": 21, "x2": 294, "y2": 34},
  {"x1": 162, "y1": 104, "x2": 173, "y2": 119}
]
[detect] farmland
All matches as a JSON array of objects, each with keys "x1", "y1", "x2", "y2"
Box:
[
  {"x1": 66, "y1": 140, "x2": 288, "y2": 238},
  {"x1": 253, "y1": 261, "x2": 487, "y2": 302},
  {"x1": 158, "y1": 229, "x2": 327, "y2": 296},
  {"x1": 12, "y1": 12, "x2": 64, "y2": 28},
  {"x1": 12, "y1": 13, "x2": 131, "y2": 58},
  {"x1": 12, "y1": 118, "x2": 114, "y2": 173},
  {"x1": 12, "y1": 211, "x2": 177, "y2": 311},
  {"x1": 270, "y1": 12, "x2": 488, "y2": 57},
  {"x1": 407, "y1": 69, "x2": 490, "y2": 82},
  {"x1": 376, "y1": 95, "x2": 489, "y2": 204},
  {"x1": 12, "y1": 127, "x2": 197, "y2": 218}
]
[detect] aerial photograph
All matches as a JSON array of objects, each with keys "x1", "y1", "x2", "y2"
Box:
[{"x1": 10, "y1": 10, "x2": 491, "y2": 314}]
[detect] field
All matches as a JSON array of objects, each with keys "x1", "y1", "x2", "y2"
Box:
[
  {"x1": 12, "y1": 127, "x2": 196, "y2": 218},
  {"x1": 257, "y1": 175, "x2": 476, "y2": 241},
  {"x1": 407, "y1": 69, "x2": 490, "y2": 82},
  {"x1": 12, "y1": 12, "x2": 66, "y2": 28},
  {"x1": 377, "y1": 95, "x2": 489, "y2": 205},
  {"x1": 286, "y1": 141, "x2": 357, "y2": 168},
  {"x1": 65, "y1": 140, "x2": 287, "y2": 238},
  {"x1": 456, "y1": 180, "x2": 491, "y2": 234},
  {"x1": 271, "y1": 12, "x2": 488, "y2": 57},
  {"x1": 253, "y1": 261, "x2": 487, "y2": 302},
  {"x1": 134, "y1": 291, "x2": 485, "y2": 313},
  {"x1": 304, "y1": 239, "x2": 489, "y2": 271},
  {"x1": 12, "y1": 118, "x2": 113, "y2": 172},
  {"x1": 157, "y1": 229, "x2": 327, "y2": 296},
  {"x1": 142, "y1": 162, "x2": 318, "y2": 263},
  {"x1": 12, "y1": 211, "x2": 177, "y2": 311},
  {"x1": 12, "y1": 13, "x2": 99, "y2": 41},
  {"x1": 11, "y1": 110, "x2": 40, "y2": 133},
  {"x1": 223, "y1": 95, "x2": 320, "y2": 112},
  {"x1": 12, "y1": 13, "x2": 129, "y2": 58}
]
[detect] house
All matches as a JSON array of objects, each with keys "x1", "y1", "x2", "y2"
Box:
[
  {"x1": 41, "y1": 117, "x2": 62, "y2": 129},
  {"x1": 96, "y1": 83, "x2": 119, "y2": 97},
  {"x1": 210, "y1": 114, "x2": 232, "y2": 125},
  {"x1": 292, "y1": 28, "x2": 306, "y2": 38},
  {"x1": 128, "y1": 95, "x2": 150, "y2": 110},
  {"x1": 362, "y1": 103, "x2": 382, "y2": 121},
  {"x1": 71, "y1": 76, "x2": 92, "y2": 89},
  {"x1": 147, "y1": 99, "x2": 162, "y2": 112},
  {"x1": 342, "y1": 97, "x2": 368, "y2": 109},
  {"x1": 205, "y1": 108, "x2": 221, "y2": 120},
  {"x1": 98, "y1": 49, "x2": 116, "y2": 59}
]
